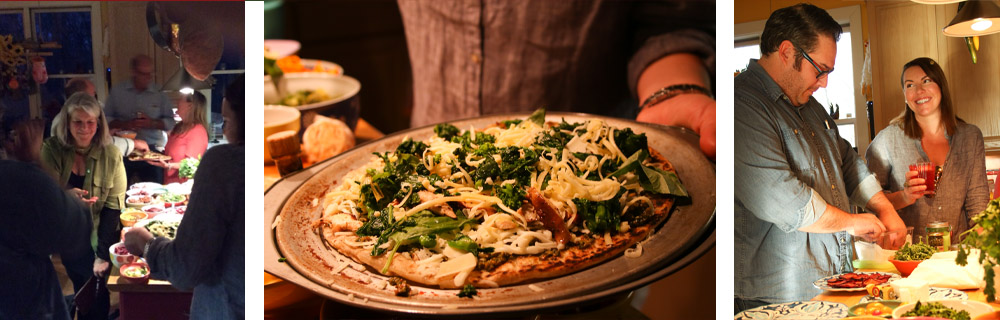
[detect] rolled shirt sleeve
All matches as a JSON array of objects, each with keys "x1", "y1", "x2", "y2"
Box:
[{"x1": 851, "y1": 174, "x2": 882, "y2": 210}]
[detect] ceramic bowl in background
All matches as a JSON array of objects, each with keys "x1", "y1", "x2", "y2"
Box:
[
  {"x1": 889, "y1": 259, "x2": 924, "y2": 277},
  {"x1": 109, "y1": 242, "x2": 137, "y2": 269},
  {"x1": 120, "y1": 210, "x2": 147, "y2": 227},
  {"x1": 849, "y1": 300, "x2": 901, "y2": 318},
  {"x1": 264, "y1": 73, "x2": 361, "y2": 131},
  {"x1": 120, "y1": 261, "x2": 150, "y2": 285},
  {"x1": 264, "y1": 39, "x2": 300, "y2": 58}
]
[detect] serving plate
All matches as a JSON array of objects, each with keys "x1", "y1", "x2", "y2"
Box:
[
  {"x1": 813, "y1": 272, "x2": 901, "y2": 292},
  {"x1": 264, "y1": 112, "x2": 715, "y2": 315},
  {"x1": 891, "y1": 300, "x2": 993, "y2": 319},
  {"x1": 859, "y1": 287, "x2": 967, "y2": 303},
  {"x1": 735, "y1": 301, "x2": 849, "y2": 320}
]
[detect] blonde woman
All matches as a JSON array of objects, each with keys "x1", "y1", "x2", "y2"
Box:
[
  {"x1": 41, "y1": 92, "x2": 125, "y2": 320},
  {"x1": 148, "y1": 91, "x2": 209, "y2": 184}
]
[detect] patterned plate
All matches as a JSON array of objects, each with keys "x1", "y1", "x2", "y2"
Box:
[
  {"x1": 813, "y1": 271, "x2": 902, "y2": 292},
  {"x1": 735, "y1": 301, "x2": 849, "y2": 320},
  {"x1": 859, "y1": 287, "x2": 968, "y2": 303}
]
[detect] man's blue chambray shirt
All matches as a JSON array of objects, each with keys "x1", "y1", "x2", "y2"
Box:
[{"x1": 734, "y1": 59, "x2": 883, "y2": 303}]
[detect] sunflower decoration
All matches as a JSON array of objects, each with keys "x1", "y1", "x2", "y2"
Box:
[{"x1": 1, "y1": 34, "x2": 29, "y2": 95}]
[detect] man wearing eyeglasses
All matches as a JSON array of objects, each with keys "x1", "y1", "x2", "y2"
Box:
[
  {"x1": 105, "y1": 54, "x2": 176, "y2": 184},
  {"x1": 734, "y1": 3, "x2": 907, "y2": 312}
]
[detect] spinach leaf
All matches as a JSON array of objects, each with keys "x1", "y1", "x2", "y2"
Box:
[
  {"x1": 527, "y1": 107, "x2": 546, "y2": 126},
  {"x1": 500, "y1": 119, "x2": 522, "y2": 128},
  {"x1": 611, "y1": 150, "x2": 688, "y2": 198},
  {"x1": 380, "y1": 211, "x2": 477, "y2": 273}
]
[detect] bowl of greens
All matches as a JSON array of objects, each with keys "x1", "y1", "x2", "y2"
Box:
[
  {"x1": 891, "y1": 242, "x2": 937, "y2": 276},
  {"x1": 263, "y1": 73, "x2": 361, "y2": 131},
  {"x1": 893, "y1": 300, "x2": 991, "y2": 319}
]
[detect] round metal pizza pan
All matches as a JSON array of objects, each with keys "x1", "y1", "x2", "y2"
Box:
[{"x1": 263, "y1": 112, "x2": 716, "y2": 315}]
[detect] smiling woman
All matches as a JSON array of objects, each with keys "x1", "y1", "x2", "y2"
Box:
[
  {"x1": 40, "y1": 91, "x2": 127, "y2": 320},
  {"x1": 864, "y1": 57, "x2": 990, "y2": 241}
]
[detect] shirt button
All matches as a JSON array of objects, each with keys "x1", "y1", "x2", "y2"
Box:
[
  {"x1": 938, "y1": 206, "x2": 943, "y2": 210},
  {"x1": 822, "y1": 158, "x2": 827, "y2": 163},
  {"x1": 832, "y1": 184, "x2": 837, "y2": 190},
  {"x1": 470, "y1": 53, "x2": 482, "y2": 64},
  {"x1": 811, "y1": 132, "x2": 815, "y2": 137},
  {"x1": 794, "y1": 129, "x2": 799, "y2": 134}
]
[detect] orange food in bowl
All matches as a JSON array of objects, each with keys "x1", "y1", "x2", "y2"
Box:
[{"x1": 120, "y1": 210, "x2": 147, "y2": 227}]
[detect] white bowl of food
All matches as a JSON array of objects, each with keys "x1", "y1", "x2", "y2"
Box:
[
  {"x1": 134, "y1": 213, "x2": 183, "y2": 240},
  {"x1": 263, "y1": 73, "x2": 360, "y2": 130},
  {"x1": 129, "y1": 182, "x2": 163, "y2": 190},
  {"x1": 125, "y1": 195, "x2": 155, "y2": 209},
  {"x1": 892, "y1": 300, "x2": 993, "y2": 319}
]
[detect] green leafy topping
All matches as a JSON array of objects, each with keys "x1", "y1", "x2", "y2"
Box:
[
  {"x1": 419, "y1": 234, "x2": 437, "y2": 248},
  {"x1": 527, "y1": 107, "x2": 546, "y2": 126},
  {"x1": 379, "y1": 211, "x2": 477, "y2": 273},
  {"x1": 900, "y1": 301, "x2": 970, "y2": 320},
  {"x1": 573, "y1": 189, "x2": 625, "y2": 234},
  {"x1": 495, "y1": 183, "x2": 526, "y2": 210},
  {"x1": 613, "y1": 128, "x2": 648, "y2": 159},
  {"x1": 396, "y1": 138, "x2": 429, "y2": 156},
  {"x1": 893, "y1": 242, "x2": 936, "y2": 261},
  {"x1": 434, "y1": 123, "x2": 461, "y2": 141},
  {"x1": 278, "y1": 257, "x2": 286, "y2": 263},
  {"x1": 498, "y1": 147, "x2": 538, "y2": 186},
  {"x1": 447, "y1": 234, "x2": 481, "y2": 255},
  {"x1": 611, "y1": 150, "x2": 689, "y2": 198},
  {"x1": 500, "y1": 119, "x2": 522, "y2": 128},
  {"x1": 457, "y1": 284, "x2": 478, "y2": 298}
]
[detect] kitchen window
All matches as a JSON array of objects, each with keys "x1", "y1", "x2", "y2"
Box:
[
  {"x1": 734, "y1": 6, "x2": 870, "y2": 152},
  {"x1": 0, "y1": 2, "x2": 103, "y2": 133}
]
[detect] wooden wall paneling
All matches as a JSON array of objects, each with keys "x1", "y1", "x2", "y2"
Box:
[
  {"x1": 106, "y1": 2, "x2": 155, "y2": 88},
  {"x1": 938, "y1": 5, "x2": 1000, "y2": 141},
  {"x1": 868, "y1": 1, "x2": 940, "y2": 134}
]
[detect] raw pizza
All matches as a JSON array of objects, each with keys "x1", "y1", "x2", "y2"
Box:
[{"x1": 312, "y1": 109, "x2": 688, "y2": 294}]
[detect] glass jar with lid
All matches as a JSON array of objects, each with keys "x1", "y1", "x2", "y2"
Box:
[{"x1": 926, "y1": 221, "x2": 951, "y2": 251}]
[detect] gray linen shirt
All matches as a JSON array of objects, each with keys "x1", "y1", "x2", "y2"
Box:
[
  {"x1": 397, "y1": 0, "x2": 715, "y2": 127},
  {"x1": 145, "y1": 144, "x2": 244, "y2": 319},
  {"x1": 104, "y1": 80, "x2": 176, "y2": 149},
  {"x1": 735, "y1": 59, "x2": 883, "y2": 303},
  {"x1": 865, "y1": 122, "x2": 990, "y2": 240}
]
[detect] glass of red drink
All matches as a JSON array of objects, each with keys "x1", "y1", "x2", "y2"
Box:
[{"x1": 908, "y1": 162, "x2": 937, "y2": 195}]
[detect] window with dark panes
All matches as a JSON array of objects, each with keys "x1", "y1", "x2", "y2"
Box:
[
  {"x1": 33, "y1": 10, "x2": 94, "y2": 75},
  {"x1": 0, "y1": 4, "x2": 101, "y2": 139}
]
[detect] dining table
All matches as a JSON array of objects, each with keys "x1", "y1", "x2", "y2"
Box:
[
  {"x1": 107, "y1": 270, "x2": 193, "y2": 320},
  {"x1": 811, "y1": 265, "x2": 1000, "y2": 314}
]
